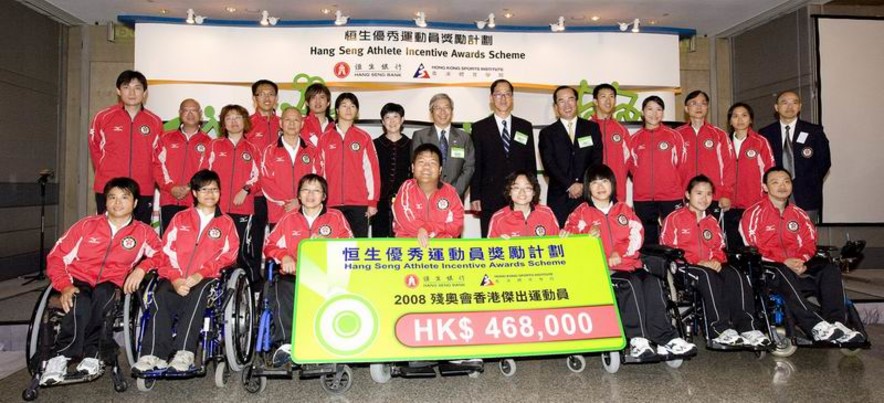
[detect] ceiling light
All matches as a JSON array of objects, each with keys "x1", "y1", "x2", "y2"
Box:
[
  {"x1": 550, "y1": 16, "x2": 565, "y2": 32},
  {"x1": 415, "y1": 11, "x2": 427, "y2": 28},
  {"x1": 260, "y1": 10, "x2": 278, "y2": 26},
  {"x1": 160, "y1": 9, "x2": 168, "y2": 15},
  {"x1": 334, "y1": 10, "x2": 349, "y2": 26},
  {"x1": 185, "y1": 9, "x2": 205, "y2": 25},
  {"x1": 591, "y1": 15, "x2": 600, "y2": 22},
  {"x1": 476, "y1": 13, "x2": 495, "y2": 29},
  {"x1": 631, "y1": 18, "x2": 640, "y2": 33},
  {"x1": 321, "y1": 8, "x2": 332, "y2": 15},
  {"x1": 503, "y1": 10, "x2": 514, "y2": 19},
  {"x1": 225, "y1": 6, "x2": 236, "y2": 13}
]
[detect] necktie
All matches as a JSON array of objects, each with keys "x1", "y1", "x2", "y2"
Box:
[
  {"x1": 501, "y1": 120, "x2": 511, "y2": 155},
  {"x1": 783, "y1": 125, "x2": 794, "y2": 174},
  {"x1": 439, "y1": 129, "x2": 448, "y2": 165},
  {"x1": 567, "y1": 121, "x2": 575, "y2": 144}
]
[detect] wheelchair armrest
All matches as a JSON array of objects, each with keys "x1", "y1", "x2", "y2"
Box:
[{"x1": 640, "y1": 244, "x2": 685, "y2": 261}]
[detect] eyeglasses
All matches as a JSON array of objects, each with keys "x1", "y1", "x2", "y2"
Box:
[
  {"x1": 198, "y1": 187, "x2": 220, "y2": 194},
  {"x1": 492, "y1": 92, "x2": 513, "y2": 99}
]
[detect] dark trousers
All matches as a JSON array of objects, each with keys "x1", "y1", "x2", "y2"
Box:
[
  {"x1": 230, "y1": 213, "x2": 260, "y2": 285},
  {"x1": 370, "y1": 201, "x2": 394, "y2": 238},
  {"x1": 633, "y1": 200, "x2": 680, "y2": 246},
  {"x1": 141, "y1": 279, "x2": 215, "y2": 359},
  {"x1": 722, "y1": 208, "x2": 745, "y2": 250},
  {"x1": 611, "y1": 270, "x2": 678, "y2": 345},
  {"x1": 160, "y1": 205, "x2": 187, "y2": 236},
  {"x1": 682, "y1": 264, "x2": 758, "y2": 336},
  {"x1": 96, "y1": 193, "x2": 153, "y2": 225},
  {"x1": 478, "y1": 200, "x2": 506, "y2": 238},
  {"x1": 767, "y1": 261, "x2": 847, "y2": 334},
  {"x1": 269, "y1": 274, "x2": 297, "y2": 347},
  {"x1": 339, "y1": 205, "x2": 369, "y2": 238},
  {"x1": 54, "y1": 281, "x2": 118, "y2": 359},
  {"x1": 252, "y1": 196, "x2": 269, "y2": 273}
]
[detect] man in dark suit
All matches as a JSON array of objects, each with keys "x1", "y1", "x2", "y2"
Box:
[
  {"x1": 758, "y1": 91, "x2": 831, "y2": 223},
  {"x1": 470, "y1": 79, "x2": 537, "y2": 237},
  {"x1": 412, "y1": 93, "x2": 475, "y2": 199},
  {"x1": 539, "y1": 85, "x2": 604, "y2": 226}
]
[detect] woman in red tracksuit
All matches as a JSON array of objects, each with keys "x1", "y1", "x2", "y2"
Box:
[
  {"x1": 563, "y1": 164, "x2": 696, "y2": 359},
  {"x1": 628, "y1": 96, "x2": 686, "y2": 247},
  {"x1": 393, "y1": 143, "x2": 464, "y2": 247},
  {"x1": 202, "y1": 104, "x2": 262, "y2": 283},
  {"x1": 317, "y1": 93, "x2": 381, "y2": 238},
  {"x1": 132, "y1": 169, "x2": 240, "y2": 374},
  {"x1": 661, "y1": 175, "x2": 769, "y2": 348},
  {"x1": 261, "y1": 107, "x2": 318, "y2": 228},
  {"x1": 263, "y1": 174, "x2": 353, "y2": 366},
  {"x1": 722, "y1": 103, "x2": 775, "y2": 248},
  {"x1": 488, "y1": 170, "x2": 559, "y2": 238}
]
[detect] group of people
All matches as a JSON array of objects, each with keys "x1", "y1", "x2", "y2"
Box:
[{"x1": 38, "y1": 69, "x2": 851, "y2": 385}]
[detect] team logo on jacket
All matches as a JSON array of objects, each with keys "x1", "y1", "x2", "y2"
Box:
[
  {"x1": 301, "y1": 155, "x2": 311, "y2": 164},
  {"x1": 436, "y1": 198, "x2": 450, "y2": 210},
  {"x1": 617, "y1": 214, "x2": 628, "y2": 226},
  {"x1": 318, "y1": 225, "x2": 332, "y2": 236},
  {"x1": 121, "y1": 236, "x2": 137, "y2": 250},
  {"x1": 535, "y1": 225, "x2": 546, "y2": 236},
  {"x1": 658, "y1": 141, "x2": 670, "y2": 151},
  {"x1": 350, "y1": 142, "x2": 361, "y2": 151},
  {"x1": 703, "y1": 139, "x2": 714, "y2": 149},
  {"x1": 196, "y1": 144, "x2": 206, "y2": 153},
  {"x1": 612, "y1": 134, "x2": 623, "y2": 143},
  {"x1": 746, "y1": 149, "x2": 757, "y2": 159},
  {"x1": 242, "y1": 152, "x2": 252, "y2": 161},
  {"x1": 139, "y1": 125, "x2": 151, "y2": 135},
  {"x1": 787, "y1": 221, "x2": 799, "y2": 232},
  {"x1": 208, "y1": 227, "x2": 222, "y2": 239},
  {"x1": 702, "y1": 229, "x2": 713, "y2": 241},
  {"x1": 801, "y1": 147, "x2": 813, "y2": 158}
]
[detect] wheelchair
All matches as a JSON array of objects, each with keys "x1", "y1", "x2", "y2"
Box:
[
  {"x1": 123, "y1": 267, "x2": 254, "y2": 392},
  {"x1": 566, "y1": 245, "x2": 697, "y2": 374},
  {"x1": 22, "y1": 285, "x2": 128, "y2": 401},
  {"x1": 754, "y1": 241, "x2": 871, "y2": 358},
  {"x1": 368, "y1": 359, "x2": 485, "y2": 385}
]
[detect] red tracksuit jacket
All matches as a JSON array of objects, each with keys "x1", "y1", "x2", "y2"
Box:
[
  {"x1": 732, "y1": 131, "x2": 776, "y2": 209},
  {"x1": 301, "y1": 113, "x2": 332, "y2": 149},
  {"x1": 158, "y1": 207, "x2": 239, "y2": 281},
  {"x1": 563, "y1": 202, "x2": 643, "y2": 271},
  {"x1": 393, "y1": 179, "x2": 464, "y2": 238},
  {"x1": 740, "y1": 198, "x2": 817, "y2": 263},
  {"x1": 202, "y1": 137, "x2": 262, "y2": 215},
  {"x1": 248, "y1": 112, "x2": 280, "y2": 198},
  {"x1": 89, "y1": 104, "x2": 163, "y2": 196},
  {"x1": 264, "y1": 207, "x2": 353, "y2": 267},
  {"x1": 46, "y1": 215, "x2": 162, "y2": 291},
  {"x1": 592, "y1": 115, "x2": 632, "y2": 201},
  {"x1": 676, "y1": 122, "x2": 736, "y2": 201},
  {"x1": 661, "y1": 207, "x2": 727, "y2": 265},
  {"x1": 153, "y1": 129, "x2": 212, "y2": 207},
  {"x1": 488, "y1": 205, "x2": 560, "y2": 238},
  {"x1": 628, "y1": 126, "x2": 686, "y2": 201},
  {"x1": 318, "y1": 125, "x2": 381, "y2": 208},
  {"x1": 260, "y1": 137, "x2": 319, "y2": 223}
]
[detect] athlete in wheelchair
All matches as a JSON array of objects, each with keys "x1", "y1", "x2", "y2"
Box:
[
  {"x1": 740, "y1": 167, "x2": 868, "y2": 356},
  {"x1": 23, "y1": 178, "x2": 162, "y2": 400},
  {"x1": 241, "y1": 174, "x2": 354, "y2": 394},
  {"x1": 125, "y1": 169, "x2": 254, "y2": 391}
]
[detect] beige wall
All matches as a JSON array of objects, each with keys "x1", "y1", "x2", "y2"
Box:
[{"x1": 677, "y1": 36, "x2": 734, "y2": 128}]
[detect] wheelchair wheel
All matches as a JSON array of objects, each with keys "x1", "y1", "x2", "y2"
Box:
[
  {"x1": 369, "y1": 363, "x2": 392, "y2": 384},
  {"x1": 771, "y1": 328, "x2": 797, "y2": 358},
  {"x1": 602, "y1": 351, "x2": 621, "y2": 374},
  {"x1": 241, "y1": 365, "x2": 267, "y2": 394},
  {"x1": 566, "y1": 354, "x2": 586, "y2": 373},
  {"x1": 320, "y1": 364, "x2": 353, "y2": 395},
  {"x1": 665, "y1": 359, "x2": 683, "y2": 368},
  {"x1": 124, "y1": 274, "x2": 157, "y2": 368},
  {"x1": 498, "y1": 359, "x2": 517, "y2": 377},
  {"x1": 26, "y1": 287, "x2": 57, "y2": 376},
  {"x1": 22, "y1": 385, "x2": 38, "y2": 401},
  {"x1": 214, "y1": 361, "x2": 230, "y2": 388},
  {"x1": 136, "y1": 377, "x2": 155, "y2": 392},
  {"x1": 224, "y1": 268, "x2": 254, "y2": 372}
]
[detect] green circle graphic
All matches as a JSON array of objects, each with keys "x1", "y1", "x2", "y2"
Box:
[{"x1": 315, "y1": 294, "x2": 378, "y2": 356}]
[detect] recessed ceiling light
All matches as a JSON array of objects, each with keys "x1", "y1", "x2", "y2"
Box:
[
  {"x1": 649, "y1": 20, "x2": 657, "y2": 25},
  {"x1": 159, "y1": 9, "x2": 167, "y2": 14},
  {"x1": 225, "y1": 6, "x2": 236, "y2": 13},
  {"x1": 591, "y1": 15, "x2": 600, "y2": 22},
  {"x1": 502, "y1": 9, "x2": 513, "y2": 19},
  {"x1": 321, "y1": 8, "x2": 331, "y2": 15}
]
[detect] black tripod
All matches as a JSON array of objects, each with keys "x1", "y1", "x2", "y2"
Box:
[{"x1": 22, "y1": 170, "x2": 53, "y2": 285}]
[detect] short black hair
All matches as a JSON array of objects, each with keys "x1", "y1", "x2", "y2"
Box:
[
  {"x1": 583, "y1": 164, "x2": 617, "y2": 201},
  {"x1": 726, "y1": 102, "x2": 755, "y2": 133},
  {"x1": 190, "y1": 169, "x2": 221, "y2": 193},
  {"x1": 103, "y1": 177, "x2": 140, "y2": 197},
  {"x1": 593, "y1": 83, "x2": 617, "y2": 99},
  {"x1": 642, "y1": 95, "x2": 665, "y2": 110},
  {"x1": 763, "y1": 167, "x2": 792, "y2": 184},
  {"x1": 334, "y1": 92, "x2": 359, "y2": 122},
  {"x1": 305, "y1": 83, "x2": 332, "y2": 119},
  {"x1": 380, "y1": 102, "x2": 405, "y2": 119},
  {"x1": 503, "y1": 170, "x2": 540, "y2": 207},
  {"x1": 251, "y1": 79, "x2": 278, "y2": 95},
  {"x1": 686, "y1": 174, "x2": 715, "y2": 194},
  {"x1": 684, "y1": 90, "x2": 709, "y2": 105},
  {"x1": 298, "y1": 173, "x2": 328, "y2": 196},
  {"x1": 553, "y1": 85, "x2": 578, "y2": 103},
  {"x1": 490, "y1": 79, "x2": 514, "y2": 94},
  {"x1": 412, "y1": 143, "x2": 443, "y2": 165},
  {"x1": 116, "y1": 70, "x2": 148, "y2": 90}
]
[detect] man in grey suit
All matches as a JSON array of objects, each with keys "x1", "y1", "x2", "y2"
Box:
[{"x1": 412, "y1": 93, "x2": 475, "y2": 199}]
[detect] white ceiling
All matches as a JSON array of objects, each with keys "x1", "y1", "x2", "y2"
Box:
[{"x1": 40, "y1": 0, "x2": 798, "y2": 35}]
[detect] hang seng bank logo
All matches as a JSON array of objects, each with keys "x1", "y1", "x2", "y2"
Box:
[
  {"x1": 334, "y1": 62, "x2": 351, "y2": 79},
  {"x1": 413, "y1": 63, "x2": 430, "y2": 79}
]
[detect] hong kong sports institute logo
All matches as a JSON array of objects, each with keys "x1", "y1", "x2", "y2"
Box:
[{"x1": 413, "y1": 63, "x2": 430, "y2": 79}]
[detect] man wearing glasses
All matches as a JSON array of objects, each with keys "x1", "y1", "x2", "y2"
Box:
[
  {"x1": 469, "y1": 79, "x2": 537, "y2": 237},
  {"x1": 411, "y1": 93, "x2": 475, "y2": 200},
  {"x1": 246, "y1": 79, "x2": 280, "y2": 274}
]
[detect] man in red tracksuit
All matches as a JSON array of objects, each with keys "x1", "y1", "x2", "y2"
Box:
[
  {"x1": 676, "y1": 90, "x2": 736, "y2": 219},
  {"x1": 153, "y1": 98, "x2": 212, "y2": 233},
  {"x1": 263, "y1": 174, "x2": 353, "y2": 366},
  {"x1": 301, "y1": 83, "x2": 333, "y2": 149},
  {"x1": 89, "y1": 70, "x2": 163, "y2": 224},
  {"x1": 41, "y1": 177, "x2": 162, "y2": 385},
  {"x1": 261, "y1": 107, "x2": 318, "y2": 227},
  {"x1": 740, "y1": 167, "x2": 863, "y2": 344},
  {"x1": 247, "y1": 80, "x2": 281, "y2": 276},
  {"x1": 132, "y1": 169, "x2": 240, "y2": 374},
  {"x1": 591, "y1": 83, "x2": 632, "y2": 202}
]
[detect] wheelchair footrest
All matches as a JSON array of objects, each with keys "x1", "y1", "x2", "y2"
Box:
[
  {"x1": 438, "y1": 360, "x2": 483, "y2": 376},
  {"x1": 397, "y1": 363, "x2": 438, "y2": 378},
  {"x1": 299, "y1": 363, "x2": 337, "y2": 377}
]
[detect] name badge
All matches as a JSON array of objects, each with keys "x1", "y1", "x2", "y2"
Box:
[
  {"x1": 796, "y1": 132, "x2": 809, "y2": 144},
  {"x1": 577, "y1": 136, "x2": 594, "y2": 148},
  {"x1": 513, "y1": 131, "x2": 529, "y2": 145},
  {"x1": 451, "y1": 147, "x2": 465, "y2": 159}
]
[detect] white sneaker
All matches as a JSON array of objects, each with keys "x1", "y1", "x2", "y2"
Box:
[
  {"x1": 660, "y1": 337, "x2": 697, "y2": 356},
  {"x1": 833, "y1": 322, "x2": 864, "y2": 343},
  {"x1": 740, "y1": 330, "x2": 771, "y2": 347},
  {"x1": 168, "y1": 350, "x2": 195, "y2": 372},
  {"x1": 132, "y1": 355, "x2": 169, "y2": 374},
  {"x1": 812, "y1": 321, "x2": 844, "y2": 342},
  {"x1": 712, "y1": 329, "x2": 745, "y2": 346},
  {"x1": 629, "y1": 337, "x2": 656, "y2": 359},
  {"x1": 76, "y1": 357, "x2": 101, "y2": 376},
  {"x1": 39, "y1": 356, "x2": 69, "y2": 385},
  {"x1": 272, "y1": 344, "x2": 292, "y2": 367}
]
